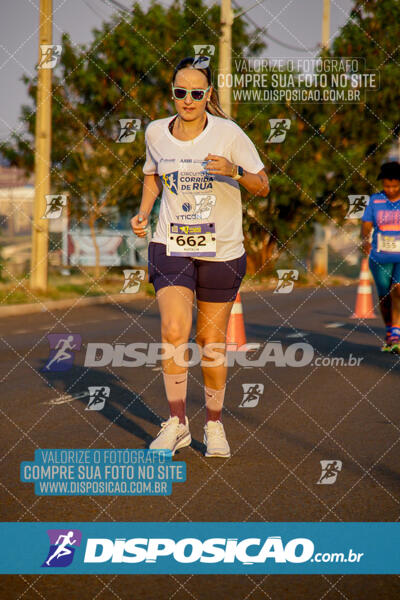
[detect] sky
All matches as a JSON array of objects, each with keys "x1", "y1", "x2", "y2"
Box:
[{"x1": 0, "y1": 0, "x2": 354, "y2": 142}]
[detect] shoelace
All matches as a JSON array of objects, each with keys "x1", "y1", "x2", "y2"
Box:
[
  {"x1": 154, "y1": 418, "x2": 178, "y2": 437},
  {"x1": 207, "y1": 423, "x2": 225, "y2": 438}
]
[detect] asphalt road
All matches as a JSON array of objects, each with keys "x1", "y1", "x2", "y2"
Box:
[{"x1": 1, "y1": 285, "x2": 400, "y2": 599}]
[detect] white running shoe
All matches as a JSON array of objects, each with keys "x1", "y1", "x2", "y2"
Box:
[
  {"x1": 203, "y1": 420, "x2": 231, "y2": 458},
  {"x1": 149, "y1": 416, "x2": 191, "y2": 455}
]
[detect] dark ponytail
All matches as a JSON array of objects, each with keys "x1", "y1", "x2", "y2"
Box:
[{"x1": 172, "y1": 57, "x2": 231, "y2": 120}]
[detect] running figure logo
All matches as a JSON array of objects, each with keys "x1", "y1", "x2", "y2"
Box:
[
  {"x1": 42, "y1": 334, "x2": 82, "y2": 372},
  {"x1": 239, "y1": 383, "x2": 264, "y2": 408},
  {"x1": 86, "y1": 386, "x2": 110, "y2": 411},
  {"x1": 42, "y1": 529, "x2": 82, "y2": 568},
  {"x1": 317, "y1": 460, "x2": 343, "y2": 485},
  {"x1": 42, "y1": 194, "x2": 67, "y2": 219},
  {"x1": 266, "y1": 119, "x2": 291, "y2": 143},
  {"x1": 193, "y1": 45, "x2": 215, "y2": 69},
  {"x1": 38, "y1": 45, "x2": 62, "y2": 69},
  {"x1": 274, "y1": 270, "x2": 299, "y2": 294},
  {"x1": 121, "y1": 269, "x2": 145, "y2": 294},
  {"x1": 116, "y1": 119, "x2": 141, "y2": 143},
  {"x1": 346, "y1": 195, "x2": 369, "y2": 219},
  {"x1": 161, "y1": 171, "x2": 179, "y2": 195}
]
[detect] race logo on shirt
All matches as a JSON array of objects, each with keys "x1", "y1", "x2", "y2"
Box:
[
  {"x1": 162, "y1": 169, "x2": 213, "y2": 195},
  {"x1": 180, "y1": 170, "x2": 214, "y2": 192},
  {"x1": 176, "y1": 194, "x2": 216, "y2": 221},
  {"x1": 161, "y1": 171, "x2": 179, "y2": 195}
]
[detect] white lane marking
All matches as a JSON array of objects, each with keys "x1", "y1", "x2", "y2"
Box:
[
  {"x1": 45, "y1": 391, "x2": 90, "y2": 405},
  {"x1": 286, "y1": 332, "x2": 308, "y2": 338},
  {"x1": 11, "y1": 314, "x2": 126, "y2": 336}
]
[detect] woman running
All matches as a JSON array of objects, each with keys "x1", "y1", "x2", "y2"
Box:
[
  {"x1": 131, "y1": 57, "x2": 269, "y2": 456},
  {"x1": 361, "y1": 161, "x2": 400, "y2": 352}
]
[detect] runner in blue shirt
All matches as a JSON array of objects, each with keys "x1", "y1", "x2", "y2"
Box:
[{"x1": 361, "y1": 161, "x2": 400, "y2": 352}]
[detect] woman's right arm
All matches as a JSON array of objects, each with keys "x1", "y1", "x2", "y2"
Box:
[{"x1": 130, "y1": 174, "x2": 162, "y2": 237}]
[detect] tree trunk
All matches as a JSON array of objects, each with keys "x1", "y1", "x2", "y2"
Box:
[
  {"x1": 245, "y1": 234, "x2": 278, "y2": 276},
  {"x1": 261, "y1": 237, "x2": 278, "y2": 275}
]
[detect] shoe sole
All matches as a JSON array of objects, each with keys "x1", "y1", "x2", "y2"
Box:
[
  {"x1": 203, "y1": 435, "x2": 231, "y2": 458},
  {"x1": 204, "y1": 451, "x2": 231, "y2": 458}
]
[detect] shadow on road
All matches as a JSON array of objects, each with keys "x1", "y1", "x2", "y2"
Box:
[{"x1": 37, "y1": 358, "x2": 205, "y2": 453}]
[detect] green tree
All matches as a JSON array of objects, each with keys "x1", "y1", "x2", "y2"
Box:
[
  {"x1": 2, "y1": 0, "x2": 263, "y2": 277},
  {"x1": 316, "y1": 0, "x2": 400, "y2": 223},
  {"x1": 8, "y1": 0, "x2": 397, "y2": 277},
  {"x1": 238, "y1": 0, "x2": 400, "y2": 275}
]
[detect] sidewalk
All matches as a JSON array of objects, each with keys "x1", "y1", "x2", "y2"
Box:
[{"x1": 0, "y1": 290, "x2": 149, "y2": 318}]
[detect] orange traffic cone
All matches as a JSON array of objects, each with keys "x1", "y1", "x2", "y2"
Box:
[
  {"x1": 351, "y1": 257, "x2": 377, "y2": 319},
  {"x1": 226, "y1": 293, "x2": 250, "y2": 351}
]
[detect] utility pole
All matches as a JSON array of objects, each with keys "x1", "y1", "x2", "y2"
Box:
[
  {"x1": 30, "y1": 0, "x2": 52, "y2": 291},
  {"x1": 321, "y1": 0, "x2": 330, "y2": 49},
  {"x1": 312, "y1": 0, "x2": 331, "y2": 278},
  {"x1": 218, "y1": 0, "x2": 233, "y2": 118}
]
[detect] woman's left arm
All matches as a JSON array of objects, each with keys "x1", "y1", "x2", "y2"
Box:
[{"x1": 205, "y1": 153, "x2": 269, "y2": 197}]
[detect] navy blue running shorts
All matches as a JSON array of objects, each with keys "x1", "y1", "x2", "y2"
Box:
[{"x1": 148, "y1": 241, "x2": 247, "y2": 302}]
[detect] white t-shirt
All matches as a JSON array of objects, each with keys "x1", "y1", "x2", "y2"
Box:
[{"x1": 143, "y1": 112, "x2": 265, "y2": 261}]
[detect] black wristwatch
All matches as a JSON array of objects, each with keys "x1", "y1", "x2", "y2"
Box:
[{"x1": 232, "y1": 165, "x2": 244, "y2": 180}]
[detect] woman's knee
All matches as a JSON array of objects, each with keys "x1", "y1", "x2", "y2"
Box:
[
  {"x1": 195, "y1": 332, "x2": 226, "y2": 348},
  {"x1": 161, "y1": 319, "x2": 190, "y2": 345}
]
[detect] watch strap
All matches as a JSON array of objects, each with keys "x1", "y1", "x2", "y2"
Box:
[{"x1": 232, "y1": 165, "x2": 243, "y2": 180}]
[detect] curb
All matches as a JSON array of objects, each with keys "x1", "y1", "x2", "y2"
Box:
[
  {"x1": 0, "y1": 291, "x2": 151, "y2": 318},
  {"x1": 0, "y1": 282, "x2": 357, "y2": 318}
]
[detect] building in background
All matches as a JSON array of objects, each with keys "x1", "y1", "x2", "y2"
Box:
[
  {"x1": 0, "y1": 165, "x2": 34, "y2": 237},
  {"x1": 0, "y1": 165, "x2": 153, "y2": 275}
]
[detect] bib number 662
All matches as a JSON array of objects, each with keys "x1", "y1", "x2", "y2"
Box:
[{"x1": 176, "y1": 235, "x2": 205, "y2": 247}]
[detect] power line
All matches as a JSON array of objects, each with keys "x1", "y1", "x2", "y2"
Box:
[
  {"x1": 96, "y1": 0, "x2": 318, "y2": 53},
  {"x1": 97, "y1": 0, "x2": 131, "y2": 15},
  {"x1": 232, "y1": 0, "x2": 318, "y2": 53},
  {"x1": 264, "y1": 30, "x2": 319, "y2": 52},
  {"x1": 81, "y1": 0, "x2": 109, "y2": 20}
]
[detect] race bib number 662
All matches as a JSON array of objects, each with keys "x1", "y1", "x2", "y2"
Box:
[{"x1": 167, "y1": 223, "x2": 216, "y2": 257}]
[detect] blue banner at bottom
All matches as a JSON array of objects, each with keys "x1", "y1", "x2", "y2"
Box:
[{"x1": 0, "y1": 522, "x2": 399, "y2": 574}]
